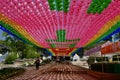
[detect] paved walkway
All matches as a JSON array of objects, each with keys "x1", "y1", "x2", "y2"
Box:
[
  {"x1": 8, "y1": 62, "x2": 97, "y2": 80},
  {"x1": 71, "y1": 60, "x2": 89, "y2": 69}
]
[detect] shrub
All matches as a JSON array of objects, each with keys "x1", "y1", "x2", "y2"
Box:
[
  {"x1": 5, "y1": 52, "x2": 17, "y2": 64},
  {"x1": 22, "y1": 62, "x2": 29, "y2": 67},
  {"x1": 0, "y1": 67, "x2": 25, "y2": 80},
  {"x1": 25, "y1": 52, "x2": 40, "y2": 59},
  {"x1": 22, "y1": 61, "x2": 35, "y2": 67}
]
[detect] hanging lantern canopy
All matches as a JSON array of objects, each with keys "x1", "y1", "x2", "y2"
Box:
[{"x1": 0, "y1": 0, "x2": 120, "y2": 56}]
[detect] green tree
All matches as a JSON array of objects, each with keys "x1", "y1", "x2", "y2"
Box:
[
  {"x1": 0, "y1": 46, "x2": 9, "y2": 55},
  {"x1": 2, "y1": 32, "x2": 41, "y2": 59}
]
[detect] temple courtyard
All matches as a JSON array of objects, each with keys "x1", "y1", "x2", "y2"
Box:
[{"x1": 7, "y1": 62, "x2": 97, "y2": 80}]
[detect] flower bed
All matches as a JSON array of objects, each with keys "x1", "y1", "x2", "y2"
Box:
[{"x1": 0, "y1": 67, "x2": 25, "y2": 80}]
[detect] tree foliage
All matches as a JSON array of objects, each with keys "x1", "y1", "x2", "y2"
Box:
[{"x1": 2, "y1": 32, "x2": 41, "y2": 59}]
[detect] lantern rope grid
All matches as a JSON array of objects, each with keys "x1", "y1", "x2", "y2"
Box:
[
  {"x1": 64, "y1": 0, "x2": 81, "y2": 48},
  {"x1": 20, "y1": 0, "x2": 54, "y2": 47},
  {"x1": 16, "y1": 0, "x2": 47, "y2": 47},
  {"x1": 67, "y1": 0, "x2": 78, "y2": 46},
  {"x1": 47, "y1": 0, "x2": 61, "y2": 48},
  {"x1": 3, "y1": 1, "x2": 45, "y2": 47},
  {"x1": 36, "y1": 0, "x2": 54, "y2": 47},
  {"x1": 42, "y1": 0, "x2": 57, "y2": 47},
  {"x1": 65, "y1": 0, "x2": 92, "y2": 47},
  {"x1": 8, "y1": 0, "x2": 73, "y2": 47},
  {"x1": 61, "y1": 0, "x2": 64, "y2": 47},
  {"x1": 0, "y1": 9, "x2": 40, "y2": 47},
  {"x1": 6, "y1": 0, "x2": 52, "y2": 47},
  {"x1": 71, "y1": 0, "x2": 91, "y2": 47},
  {"x1": 72, "y1": 0, "x2": 84, "y2": 41},
  {"x1": 30, "y1": 1, "x2": 53, "y2": 47},
  {"x1": 0, "y1": 0, "x2": 120, "y2": 50},
  {"x1": 64, "y1": 0, "x2": 72, "y2": 43},
  {"x1": 61, "y1": 0, "x2": 70, "y2": 55},
  {"x1": 54, "y1": 0, "x2": 61, "y2": 46},
  {"x1": 80, "y1": 0, "x2": 108, "y2": 46},
  {"x1": 85, "y1": 1, "x2": 120, "y2": 47},
  {"x1": 89, "y1": 11, "x2": 120, "y2": 45}
]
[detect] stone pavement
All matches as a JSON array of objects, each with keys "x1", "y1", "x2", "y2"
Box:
[{"x1": 8, "y1": 62, "x2": 97, "y2": 80}]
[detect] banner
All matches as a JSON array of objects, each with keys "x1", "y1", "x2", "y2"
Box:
[
  {"x1": 101, "y1": 41, "x2": 120, "y2": 54},
  {"x1": 84, "y1": 46, "x2": 101, "y2": 56}
]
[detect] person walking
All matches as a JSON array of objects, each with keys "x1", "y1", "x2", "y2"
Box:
[{"x1": 35, "y1": 57, "x2": 40, "y2": 70}]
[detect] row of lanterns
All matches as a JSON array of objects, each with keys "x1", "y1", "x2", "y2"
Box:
[
  {"x1": 48, "y1": 0, "x2": 70, "y2": 12},
  {"x1": 0, "y1": 0, "x2": 120, "y2": 49},
  {"x1": 87, "y1": 0, "x2": 112, "y2": 14}
]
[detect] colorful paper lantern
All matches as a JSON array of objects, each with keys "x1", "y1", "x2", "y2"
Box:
[{"x1": 0, "y1": 0, "x2": 120, "y2": 56}]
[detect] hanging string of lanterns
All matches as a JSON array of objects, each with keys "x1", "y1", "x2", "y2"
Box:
[
  {"x1": 86, "y1": 15, "x2": 120, "y2": 47},
  {"x1": 0, "y1": 21, "x2": 36, "y2": 46},
  {"x1": 0, "y1": 0, "x2": 120, "y2": 56},
  {"x1": 48, "y1": 0, "x2": 70, "y2": 12},
  {"x1": 87, "y1": 0, "x2": 112, "y2": 14}
]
